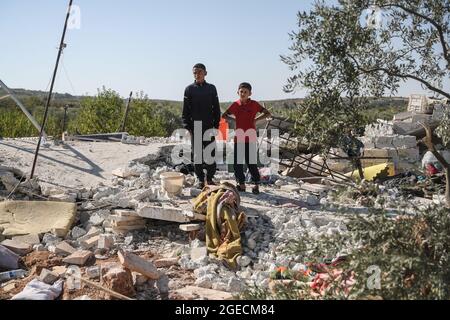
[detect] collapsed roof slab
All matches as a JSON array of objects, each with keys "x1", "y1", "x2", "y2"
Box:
[{"x1": 0, "y1": 201, "x2": 77, "y2": 237}]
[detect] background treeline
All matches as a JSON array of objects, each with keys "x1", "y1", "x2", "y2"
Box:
[{"x1": 0, "y1": 87, "x2": 408, "y2": 138}]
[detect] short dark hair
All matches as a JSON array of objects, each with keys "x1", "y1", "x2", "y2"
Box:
[
  {"x1": 193, "y1": 63, "x2": 206, "y2": 71},
  {"x1": 238, "y1": 82, "x2": 252, "y2": 92}
]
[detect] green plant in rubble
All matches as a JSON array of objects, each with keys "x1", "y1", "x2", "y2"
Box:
[{"x1": 240, "y1": 206, "x2": 450, "y2": 300}]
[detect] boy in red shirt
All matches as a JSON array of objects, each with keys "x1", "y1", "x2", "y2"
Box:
[{"x1": 222, "y1": 83, "x2": 271, "y2": 194}]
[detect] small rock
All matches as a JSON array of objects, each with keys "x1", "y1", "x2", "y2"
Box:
[
  {"x1": 247, "y1": 239, "x2": 257, "y2": 250},
  {"x1": 42, "y1": 233, "x2": 61, "y2": 246},
  {"x1": 156, "y1": 274, "x2": 170, "y2": 294},
  {"x1": 237, "y1": 255, "x2": 252, "y2": 268},
  {"x1": 86, "y1": 266, "x2": 101, "y2": 279},
  {"x1": 71, "y1": 226, "x2": 87, "y2": 239},
  {"x1": 306, "y1": 195, "x2": 320, "y2": 206},
  {"x1": 227, "y1": 277, "x2": 243, "y2": 292},
  {"x1": 132, "y1": 272, "x2": 148, "y2": 286},
  {"x1": 39, "y1": 268, "x2": 59, "y2": 285}
]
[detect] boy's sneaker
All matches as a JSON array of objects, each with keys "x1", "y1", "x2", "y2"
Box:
[
  {"x1": 252, "y1": 185, "x2": 260, "y2": 195},
  {"x1": 236, "y1": 184, "x2": 246, "y2": 192}
]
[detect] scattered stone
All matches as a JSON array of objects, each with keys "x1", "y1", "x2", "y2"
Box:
[
  {"x1": 174, "y1": 286, "x2": 233, "y2": 300},
  {"x1": 306, "y1": 195, "x2": 320, "y2": 206},
  {"x1": 86, "y1": 266, "x2": 101, "y2": 279},
  {"x1": 179, "y1": 224, "x2": 201, "y2": 232},
  {"x1": 98, "y1": 234, "x2": 115, "y2": 250},
  {"x1": 137, "y1": 205, "x2": 191, "y2": 223},
  {"x1": 33, "y1": 244, "x2": 46, "y2": 252},
  {"x1": 132, "y1": 272, "x2": 148, "y2": 286},
  {"x1": 77, "y1": 227, "x2": 102, "y2": 243},
  {"x1": 51, "y1": 266, "x2": 67, "y2": 277},
  {"x1": 42, "y1": 233, "x2": 61, "y2": 246},
  {"x1": 247, "y1": 239, "x2": 257, "y2": 250},
  {"x1": 73, "y1": 295, "x2": 92, "y2": 300},
  {"x1": 0, "y1": 245, "x2": 20, "y2": 270},
  {"x1": 71, "y1": 226, "x2": 87, "y2": 239},
  {"x1": 54, "y1": 241, "x2": 76, "y2": 256},
  {"x1": 237, "y1": 255, "x2": 252, "y2": 268},
  {"x1": 118, "y1": 250, "x2": 160, "y2": 280},
  {"x1": 227, "y1": 276, "x2": 243, "y2": 293},
  {"x1": 101, "y1": 266, "x2": 135, "y2": 299},
  {"x1": 81, "y1": 235, "x2": 100, "y2": 250},
  {"x1": 154, "y1": 258, "x2": 179, "y2": 268},
  {"x1": 190, "y1": 246, "x2": 207, "y2": 262},
  {"x1": 39, "y1": 268, "x2": 59, "y2": 285},
  {"x1": 157, "y1": 274, "x2": 170, "y2": 294},
  {"x1": 0, "y1": 239, "x2": 32, "y2": 256},
  {"x1": 62, "y1": 250, "x2": 93, "y2": 266}
]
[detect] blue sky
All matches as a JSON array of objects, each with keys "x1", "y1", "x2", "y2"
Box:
[{"x1": 0, "y1": 0, "x2": 445, "y2": 101}]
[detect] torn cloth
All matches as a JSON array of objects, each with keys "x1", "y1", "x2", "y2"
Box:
[{"x1": 193, "y1": 183, "x2": 246, "y2": 269}]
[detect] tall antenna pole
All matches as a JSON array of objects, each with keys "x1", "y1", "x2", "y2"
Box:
[
  {"x1": 30, "y1": 0, "x2": 74, "y2": 179},
  {"x1": 120, "y1": 91, "x2": 133, "y2": 132}
]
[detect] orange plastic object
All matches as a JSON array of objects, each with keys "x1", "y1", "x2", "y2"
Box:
[{"x1": 217, "y1": 118, "x2": 229, "y2": 141}]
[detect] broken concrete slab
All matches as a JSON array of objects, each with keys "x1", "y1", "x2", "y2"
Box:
[
  {"x1": 80, "y1": 235, "x2": 100, "y2": 250},
  {"x1": 179, "y1": 224, "x2": 201, "y2": 232},
  {"x1": 137, "y1": 205, "x2": 191, "y2": 223},
  {"x1": 54, "y1": 241, "x2": 76, "y2": 256},
  {"x1": 1, "y1": 239, "x2": 32, "y2": 256},
  {"x1": 0, "y1": 201, "x2": 77, "y2": 237},
  {"x1": 12, "y1": 234, "x2": 40, "y2": 246},
  {"x1": 112, "y1": 209, "x2": 139, "y2": 217},
  {"x1": 71, "y1": 226, "x2": 87, "y2": 239},
  {"x1": 174, "y1": 286, "x2": 233, "y2": 300},
  {"x1": 62, "y1": 250, "x2": 93, "y2": 266},
  {"x1": 118, "y1": 250, "x2": 160, "y2": 280},
  {"x1": 77, "y1": 227, "x2": 102, "y2": 243},
  {"x1": 0, "y1": 245, "x2": 20, "y2": 270}
]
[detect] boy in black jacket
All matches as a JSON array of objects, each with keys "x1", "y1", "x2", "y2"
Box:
[{"x1": 182, "y1": 63, "x2": 221, "y2": 189}]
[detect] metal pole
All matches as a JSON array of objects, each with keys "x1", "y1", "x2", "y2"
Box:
[
  {"x1": 30, "y1": 0, "x2": 74, "y2": 179},
  {"x1": 0, "y1": 79, "x2": 47, "y2": 139},
  {"x1": 120, "y1": 91, "x2": 133, "y2": 132}
]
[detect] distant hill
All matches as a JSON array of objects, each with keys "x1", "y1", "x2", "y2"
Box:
[{"x1": 1, "y1": 88, "x2": 408, "y2": 119}]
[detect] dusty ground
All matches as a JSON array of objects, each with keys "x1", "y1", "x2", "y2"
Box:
[{"x1": 0, "y1": 138, "x2": 167, "y2": 190}]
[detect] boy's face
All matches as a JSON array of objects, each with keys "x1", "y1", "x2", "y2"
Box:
[
  {"x1": 193, "y1": 68, "x2": 206, "y2": 83},
  {"x1": 238, "y1": 88, "x2": 251, "y2": 101}
]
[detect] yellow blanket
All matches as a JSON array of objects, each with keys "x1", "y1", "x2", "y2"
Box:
[{"x1": 193, "y1": 183, "x2": 246, "y2": 269}]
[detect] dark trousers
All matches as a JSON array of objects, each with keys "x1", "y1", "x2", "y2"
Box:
[
  {"x1": 234, "y1": 142, "x2": 260, "y2": 185},
  {"x1": 191, "y1": 134, "x2": 216, "y2": 182}
]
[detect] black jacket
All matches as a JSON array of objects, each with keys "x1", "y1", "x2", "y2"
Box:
[{"x1": 182, "y1": 81, "x2": 221, "y2": 132}]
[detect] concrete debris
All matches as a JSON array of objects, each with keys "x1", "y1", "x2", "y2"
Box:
[
  {"x1": 39, "y1": 268, "x2": 59, "y2": 285},
  {"x1": 62, "y1": 250, "x2": 93, "y2": 266},
  {"x1": 174, "y1": 286, "x2": 233, "y2": 300},
  {"x1": 12, "y1": 234, "x2": 40, "y2": 246},
  {"x1": 54, "y1": 241, "x2": 77, "y2": 256},
  {"x1": 1, "y1": 239, "x2": 32, "y2": 256},
  {"x1": 154, "y1": 258, "x2": 179, "y2": 268},
  {"x1": 118, "y1": 250, "x2": 161, "y2": 280},
  {"x1": 0, "y1": 201, "x2": 76, "y2": 237},
  {"x1": 71, "y1": 226, "x2": 87, "y2": 239},
  {"x1": 0, "y1": 245, "x2": 20, "y2": 270},
  {"x1": 101, "y1": 265, "x2": 135, "y2": 299}
]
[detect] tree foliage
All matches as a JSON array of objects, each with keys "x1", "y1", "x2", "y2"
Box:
[{"x1": 282, "y1": 0, "x2": 450, "y2": 149}]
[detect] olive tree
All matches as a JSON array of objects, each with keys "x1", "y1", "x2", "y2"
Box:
[{"x1": 282, "y1": 0, "x2": 450, "y2": 205}]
